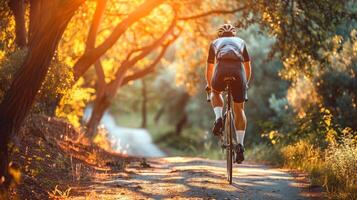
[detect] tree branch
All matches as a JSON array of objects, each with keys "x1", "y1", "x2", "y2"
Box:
[
  {"x1": 86, "y1": 0, "x2": 107, "y2": 90},
  {"x1": 120, "y1": 33, "x2": 179, "y2": 86},
  {"x1": 86, "y1": 0, "x2": 107, "y2": 50},
  {"x1": 94, "y1": 60, "x2": 106, "y2": 88},
  {"x1": 178, "y1": 5, "x2": 248, "y2": 20},
  {"x1": 105, "y1": 14, "x2": 177, "y2": 94},
  {"x1": 117, "y1": 13, "x2": 177, "y2": 77},
  {"x1": 85, "y1": 0, "x2": 107, "y2": 90},
  {"x1": 73, "y1": 0, "x2": 165, "y2": 80}
]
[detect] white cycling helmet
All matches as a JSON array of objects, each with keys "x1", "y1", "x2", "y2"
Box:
[{"x1": 217, "y1": 23, "x2": 236, "y2": 37}]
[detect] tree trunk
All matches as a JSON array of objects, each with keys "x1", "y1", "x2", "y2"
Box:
[
  {"x1": 0, "y1": 0, "x2": 83, "y2": 189},
  {"x1": 86, "y1": 63, "x2": 132, "y2": 138},
  {"x1": 154, "y1": 106, "x2": 165, "y2": 124},
  {"x1": 86, "y1": 92, "x2": 111, "y2": 139},
  {"x1": 141, "y1": 79, "x2": 148, "y2": 128},
  {"x1": 174, "y1": 93, "x2": 190, "y2": 135},
  {"x1": 9, "y1": 0, "x2": 27, "y2": 47},
  {"x1": 175, "y1": 113, "x2": 187, "y2": 136}
]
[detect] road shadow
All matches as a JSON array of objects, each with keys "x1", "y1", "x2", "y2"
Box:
[{"x1": 69, "y1": 157, "x2": 310, "y2": 199}]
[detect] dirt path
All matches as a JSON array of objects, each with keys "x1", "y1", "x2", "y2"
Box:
[{"x1": 71, "y1": 157, "x2": 317, "y2": 199}]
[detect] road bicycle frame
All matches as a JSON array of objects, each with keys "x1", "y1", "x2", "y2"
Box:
[{"x1": 206, "y1": 77, "x2": 237, "y2": 184}]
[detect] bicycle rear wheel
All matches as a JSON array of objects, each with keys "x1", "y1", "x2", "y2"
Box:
[{"x1": 225, "y1": 110, "x2": 233, "y2": 184}]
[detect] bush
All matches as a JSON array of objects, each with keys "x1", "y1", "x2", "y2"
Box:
[
  {"x1": 281, "y1": 140, "x2": 326, "y2": 186},
  {"x1": 0, "y1": 48, "x2": 27, "y2": 101},
  {"x1": 277, "y1": 137, "x2": 357, "y2": 199},
  {"x1": 281, "y1": 140, "x2": 323, "y2": 170},
  {"x1": 0, "y1": 48, "x2": 78, "y2": 116},
  {"x1": 55, "y1": 78, "x2": 94, "y2": 128},
  {"x1": 325, "y1": 136, "x2": 357, "y2": 198},
  {"x1": 35, "y1": 57, "x2": 74, "y2": 115},
  {"x1": 245, "y1": 143, "x2": 283, "y2": 165}
]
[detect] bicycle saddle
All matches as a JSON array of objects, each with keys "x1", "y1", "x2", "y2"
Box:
[{"x1": 223, "y1": 77, "x2": 236, "y2": 81}]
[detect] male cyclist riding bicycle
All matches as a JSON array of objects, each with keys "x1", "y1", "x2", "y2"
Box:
[{"x1": 206, "y1": 24, "x2": 251, "y2": 164}]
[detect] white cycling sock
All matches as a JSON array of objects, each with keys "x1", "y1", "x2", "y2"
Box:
[
  {"x1": 236, "y1": 130, "x2": 245, "y2": 146},
  {"x1": 213, "y1": 107, "x2": 223, "y2": 120}
]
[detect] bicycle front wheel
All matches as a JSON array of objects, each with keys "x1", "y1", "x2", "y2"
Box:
[{"x1": 225, "y1": 111, "x2": 233, "y2": 184}]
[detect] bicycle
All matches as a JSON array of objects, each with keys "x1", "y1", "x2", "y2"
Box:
[{"x1": 206, "y1": 77, "x2": 238, "y2": 184}]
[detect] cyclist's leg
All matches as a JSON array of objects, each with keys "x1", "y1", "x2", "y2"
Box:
[
  {"x1": 230, "y1": 63, "x2": 248, "y2": 146},
  {"x1": 225, "y1": 61, "x2": 246, "y2": 163},
  {"x1": 233, "y1": 102, "x2": 246, "y2": 145},
  {"x1": 233, "y1": 101, "x2": 246, "y2": 163},
  {"x1": 211, "y1": 63, "x2": 226, "y2": 118},
  {"x1": 211, "y1": 64, "x2": 225, "y2": 135},
  {"x1": 211, "y1": 89, "x2": 224, "y2": 122}
]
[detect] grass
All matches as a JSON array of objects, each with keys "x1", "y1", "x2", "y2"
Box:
[
  {"x1": 324, "y1": 137, "x2": 357, "y2": 199},
  {"x1": 8, "y1": 115, "x2": 132, "y2": 199},
  {"x1": 48, "y1": 185, "x2": 72, "y2": 199},
  {"x1": 248, "y1": 138, "x2": 357, "y2": 199}
]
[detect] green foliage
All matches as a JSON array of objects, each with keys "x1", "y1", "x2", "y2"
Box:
[
  {"x1": 245, "y1": 143, "x2": 283, "y2": 165},
  {"x1": 237, "y1": 25, "x2": 289, "y2": 145},
  {"x1": 0, "y1": 48, "x2": 81, "y2": 116},
  {"x1": 0, "y1": 0, "x2": 15, "y2": 51},
  {"x1": 316, "y1": 30, "x2": 357, "y2": 130},
  {"x1": 0, "y1": 49, "x2": 92, "y2": 129},
  {"x1": 255, "y1": 29, "x2": 357, "y2": 198},
  {"x1": 0, "y1": 40, "x2": 91, "y2": 126},
  {"x1": 263, "y1": 30, "x2": 357, "y2": 145},
  {"x1": 0, "y1": 48, "x2": 27, "y2": 101},
  {"x1": 248, "y1": 0, "x2": 354, "y2": 73},
  {"x1": 35, "y1": 57, "x2": 75, "y2": 115},
  {"x1": 55, "y1": 78, "x2": 94, "y2": 128}
]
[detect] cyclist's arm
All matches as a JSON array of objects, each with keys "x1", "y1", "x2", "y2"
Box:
[
  {"x1": 206, "y1": 43, "x2": 215, "y2": 88},
  {"x1": 242, "y1": 43, "x2": 251, "y2": 84},
  {"x1": 206, "y1": 63, "x2": 214, "y2": 88},
  {"x1": 243, "y1": 62, "x2": 251, "y2": 83}
]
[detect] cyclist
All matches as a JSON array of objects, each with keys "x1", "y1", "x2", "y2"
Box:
[{"x1": 206, "y1": 24, "x2": 251, "y2": 164}]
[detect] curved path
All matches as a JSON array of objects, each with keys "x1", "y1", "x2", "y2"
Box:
[{"x1": 72, "y1": 157, "x2": 318, "y2": 199}]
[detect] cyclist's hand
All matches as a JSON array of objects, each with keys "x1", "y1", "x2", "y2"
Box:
[
  {"x1": 205, "y1": 85, "x2": 211, "y2": 92},
  {"x1": 205, "y1": 85, "x2": 211, "y2": 102}
]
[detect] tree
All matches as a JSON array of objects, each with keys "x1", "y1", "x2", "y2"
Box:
[
  {"x1": 53, "y1": 0, "x2": 172, "y2": 137},
  {"x1": 0, "y1": 0, "x2": 84, "y2": 189},
  {"x1": 86, "y1": 28, "x2": 179, "y2": 138}
]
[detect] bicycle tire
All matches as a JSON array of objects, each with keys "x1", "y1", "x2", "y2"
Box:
[{"x1": 225, "y1": 110, "x2": 233, "y2": 184}]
